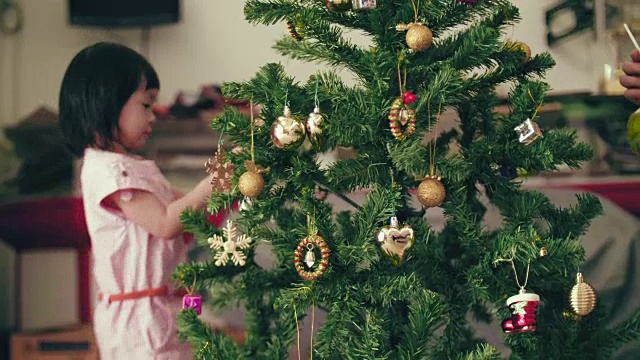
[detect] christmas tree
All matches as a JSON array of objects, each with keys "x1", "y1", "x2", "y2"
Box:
[{"x1": 175, "y1": 0, "x2": 640, "y2": 358}]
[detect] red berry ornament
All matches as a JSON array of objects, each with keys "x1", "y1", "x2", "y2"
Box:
[{"x1": 403, "y1": 91, "x2": 417, "y2": 105}]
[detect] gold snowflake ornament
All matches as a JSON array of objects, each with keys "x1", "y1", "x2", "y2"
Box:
[
  {"x1": 205, "y1": 144, "x2": 235, "y2": 192},
  {"x1": 207, "y1": 220, "x2": 252, "y2": 266}
]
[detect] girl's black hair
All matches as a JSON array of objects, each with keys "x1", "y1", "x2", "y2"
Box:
[{"x1": 58, "y1": 42, "x2": 159, "y2": 157}]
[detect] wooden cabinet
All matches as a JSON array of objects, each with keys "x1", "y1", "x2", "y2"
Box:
[{"x1": 11, "y1": 324, "x2": 98, "y2": 360}]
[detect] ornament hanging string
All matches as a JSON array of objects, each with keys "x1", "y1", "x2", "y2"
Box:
[
  {"x1": 285, "y1": 87, "x2": 290, "y2": 108},
  {"x1": 186, "y1": 269, "x2": 197, "y2": 296},
  {"x1": 250, "y1": 98, "x2": 256, "y2": 163},
  {"x1": 307, "y1": 213, "x2": 318, "y2": 236},
  {"x1": 292, "y1": 286, "x2": 315, "y2": 360},
  {"x1": 503, "y1": 3, "x2": 515, "y2": 41},
  {"x1": 397, "y1": 58, "x2": 407, "y2": 97},
  {"x1": 310, "y1": 298, "x2": 315, "y2": 359},
  {"x1": 314, "y1": 79, "x2": 320, "y2": 109},
  {"x1": 527, "y1": 89, "x2": 544, "y2": 122},
  {"x1": 198, "y1": 341, "x2": 210, "y2": 358},
  {"x1": 426, "y1": 96, "x2": 443, "y2": 176},
  {"x1": 410, "y1": 0, "x2": 420, "y2": 23},
  {"x1": 294, "y1": 302, "x2": 301, "y2": 360},
  {"x1": 495, "y1": 250, "x2": 531, "y2": 291}
]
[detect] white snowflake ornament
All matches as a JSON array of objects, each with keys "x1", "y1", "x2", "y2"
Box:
[{"x1": 207, "y1": 220, "x2": 252, "y2": 266}]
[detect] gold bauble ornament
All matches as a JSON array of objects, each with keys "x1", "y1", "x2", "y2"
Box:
[
  {"x1": 417, "y1": 175, "x2": 445, "y2": 208},
  {"x1": 539, "y1": 247, "x2": 548, "y2": 257},
  {"x1": 405, "y1": 23, "x2": 433, "y2": 52},
  {"x1": 238, "y1": 160, "x2": 269, "y2": 198},
  {"x1": 325, "y1": 0, "x2": 351, "y2": 11},
  {"x1": 271, "y1": 106, "x2": 306, "y2": 150},
  {"x1": 238, "y1": 172, "x2": 264, "y2": 198},
  {"x1": 506, "y1": 40, "x2": 531, "y2": 62},
  {"x1": 569, "y1": 272, "x2": 597, "y2": 316}
]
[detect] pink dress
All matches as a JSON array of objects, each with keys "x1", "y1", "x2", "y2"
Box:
[{"x1": 81, "y1": 148, "x2": 193, "y2": 360}]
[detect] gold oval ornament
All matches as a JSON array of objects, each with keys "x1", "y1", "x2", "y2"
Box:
[{"x1": 569, "y1": 272, "x2": 597, "y2": 317}]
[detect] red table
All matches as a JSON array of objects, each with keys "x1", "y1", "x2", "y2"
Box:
[
  {"x1": 524, "y1": 176, "x2": 640, "y2": 217},
  {"x1": 0, "y1": 196, "x2": 231, "y2": 328},
  {"x1": 0, "y1": 197, "x2": 91, "y2": 328}
]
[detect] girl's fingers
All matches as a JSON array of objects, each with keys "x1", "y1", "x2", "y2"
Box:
[
  {"x1": 622, "y1": 61, "x2": 640, "y2": 76},
  {"x1": 621, "y1": 74, "x2": 640, "y2": 89},
  {"x1": 624, "y1": 88, "x2": 640, "y2": 105}
]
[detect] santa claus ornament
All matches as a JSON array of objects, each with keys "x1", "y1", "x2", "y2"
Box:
[
  {"x1": 495, "y1": 255, "x2": 540, "y2": 334},
  {"x1": 501, "y1": 288, "x2": 540, "y2": 334}
]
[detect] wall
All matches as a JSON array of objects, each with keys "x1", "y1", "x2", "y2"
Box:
[{"x1": 0, "y1": 0, "x2": 621, "y2": 128}]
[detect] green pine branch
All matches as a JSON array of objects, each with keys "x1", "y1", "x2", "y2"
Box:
[{"x1": 177, "y1": 309, "x2": 245, "y2": 360}]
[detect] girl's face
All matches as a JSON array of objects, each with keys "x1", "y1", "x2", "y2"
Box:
[{"x1": 114, "y1": 85, "x2": 158, "y2": 152}]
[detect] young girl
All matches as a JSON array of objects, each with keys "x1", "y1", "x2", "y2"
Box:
[
  {"x1": 621, "y1": 49, "x2": 640, "y2": 105},
  {"x1": 58, "y1": 42, "x2": 213, "y2": 359}
]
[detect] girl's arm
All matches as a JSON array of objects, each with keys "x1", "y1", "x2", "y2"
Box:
[
  {"x1": 621, "y1": 50, "x2": 640, "y2": 105},
  {"x1": 172, "y1": 187, "x2": 186, "y2": 199},
  {"x1": 109, "y1": 175, "x2": 214, "y2": 239}
]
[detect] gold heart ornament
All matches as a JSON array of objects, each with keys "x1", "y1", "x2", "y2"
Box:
[{"x1": 377, "y1": 217, "x2": 415, "y2": 266}]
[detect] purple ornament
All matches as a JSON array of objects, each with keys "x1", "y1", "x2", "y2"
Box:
[{"x1": 183, "y1": 294, "x2": 202, "y2": 315}]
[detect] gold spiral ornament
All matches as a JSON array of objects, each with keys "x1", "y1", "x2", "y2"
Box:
[{"x1": 569, "y1": 272, "x2": 597, "y2": 316}]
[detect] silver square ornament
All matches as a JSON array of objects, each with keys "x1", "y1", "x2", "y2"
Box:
[
  {"x1": 352, "y1": 0, "x2": 376, "y2": 10},
  {"x1": 514, "y1": 118, "x2": 543, "y2": 145}
]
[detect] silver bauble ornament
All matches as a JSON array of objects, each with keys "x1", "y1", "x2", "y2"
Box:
[
  {"x1": 306, "y1": 106, "x2": 327, "y2": 151},
  {"x1": 271, "y1": 106, "x2": 306, "y2": 150}
]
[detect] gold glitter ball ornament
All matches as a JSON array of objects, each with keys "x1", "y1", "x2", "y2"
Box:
[
  {"x1": 238, "y1": 160, "x2": 269, "y2": 198},
  {"x1": 238, "y1": 171, "x2": 264, "y2": 198},
  {"x1": 325, "y1": 0, "x2": 351, "y2": 11},
  {"x1": 417, "y1": 176, "x2": 445, "y2": 208},
  {"x1": 405, "y1": 23, "x2": 433, "y2": 52},
  {"x1": 569, "y1": 272, "x2": 597, "y2": 317},
  {"x1": 506, "y1": 40, "x2": 531, "y2": 62}
]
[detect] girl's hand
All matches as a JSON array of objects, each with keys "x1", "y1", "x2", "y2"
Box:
[{"x1": 621, "y1": 50, "x2": 640, "y2": 105}]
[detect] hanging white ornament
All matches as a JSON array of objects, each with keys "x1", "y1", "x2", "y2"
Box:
[{"x1": 208, "y1": 220, "x2": 253, "y2": 266}]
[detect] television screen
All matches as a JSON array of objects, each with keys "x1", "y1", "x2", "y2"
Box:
[{"x1": 68, "y1": 0, "x2": 180, "y2": 27}]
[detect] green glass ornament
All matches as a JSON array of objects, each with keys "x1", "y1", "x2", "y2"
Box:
[{"x1": 628, "y1": 108, "x2": 640, "y2": 154}]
